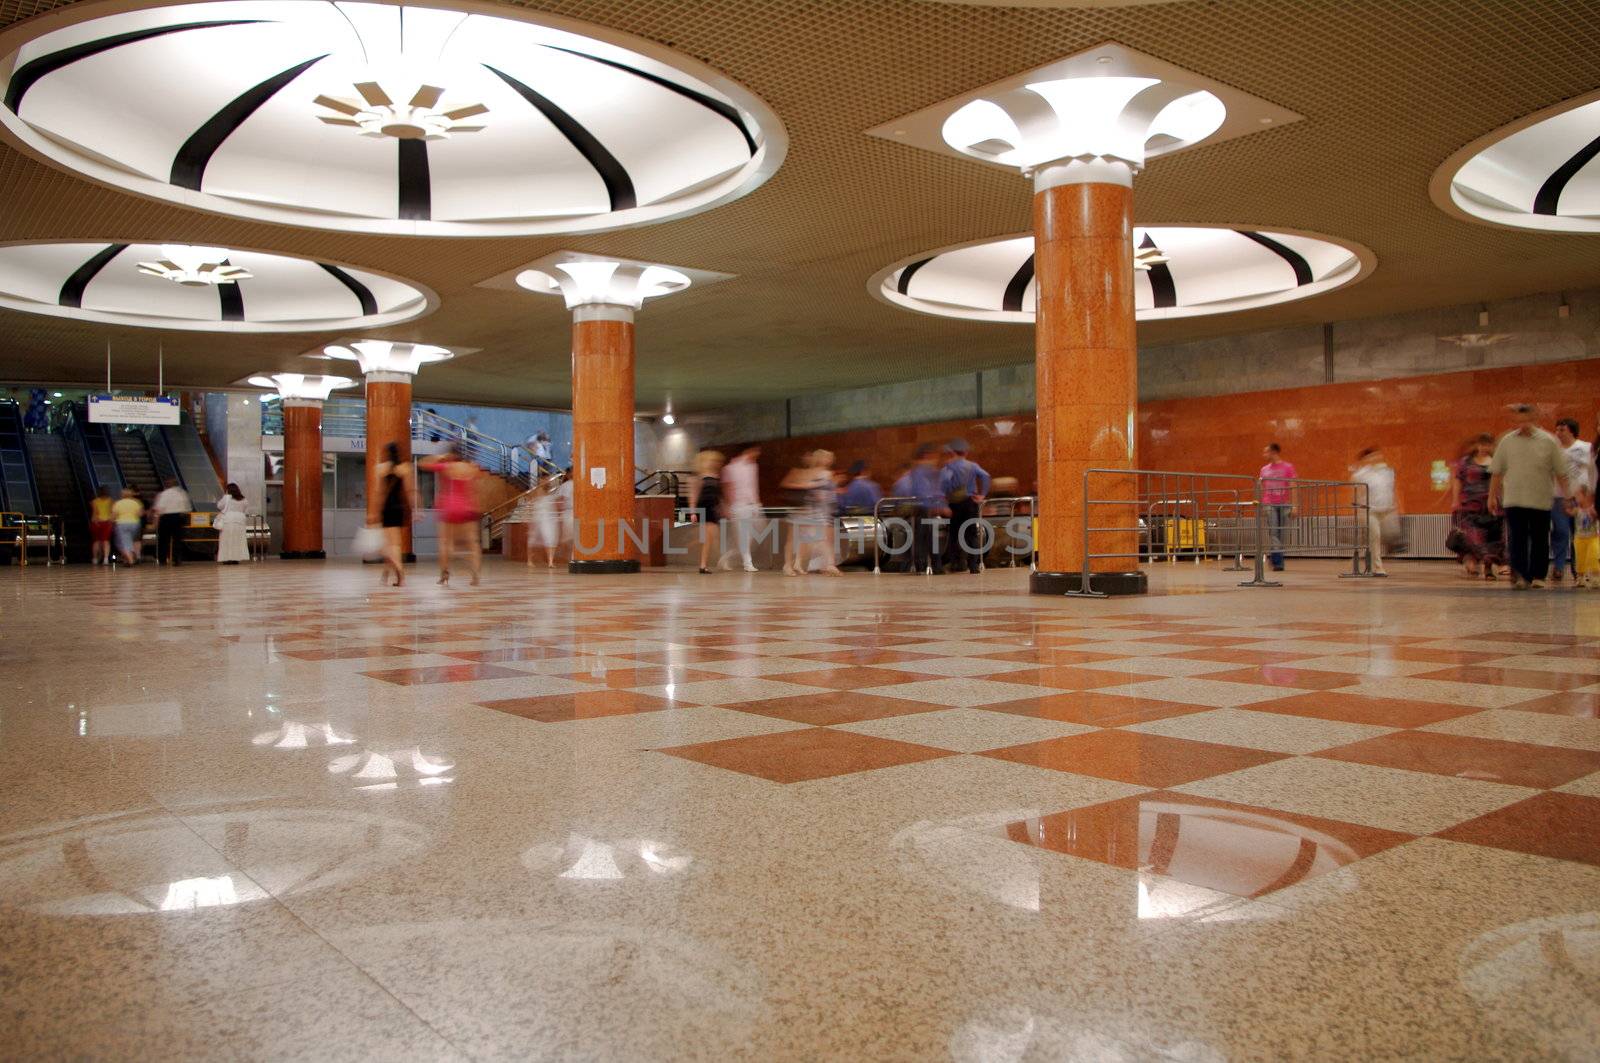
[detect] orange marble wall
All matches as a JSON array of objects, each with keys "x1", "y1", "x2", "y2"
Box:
[
  {"x1": 730, "y1": 357, "x2": 1600, "y2": 516},
  {"x1": 1141, "y1": 359, "x2": 1600, "y2": 513}
]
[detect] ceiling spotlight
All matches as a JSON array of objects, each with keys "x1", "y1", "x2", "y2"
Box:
[
  {"x1": 136, "y1": 245, "x2": 251, "y2": 286},
  {"x1": 315, "y1": 83, "x2": 487, "y2": 141},
  {"x1": 52, "y1": 391, "x2": 62, "y2": 397}
]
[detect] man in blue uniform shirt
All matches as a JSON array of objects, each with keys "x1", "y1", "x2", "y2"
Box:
[{"x1": 940, "y1": 439, "x2": 992, "y2": 573}]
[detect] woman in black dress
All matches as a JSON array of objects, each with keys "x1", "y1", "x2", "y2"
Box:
[
  {"x1": 689, "y1": 450, "x2": 725, "y2": 574},
  {"x1": 375, "y1": 441, "x2": 416, "y2": 587}
]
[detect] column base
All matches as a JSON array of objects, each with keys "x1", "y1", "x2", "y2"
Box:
[
  {"x1": 279, "y1": 550, "x2": 325, "y2": 560},
  {"x1": 568, "y1": 559, "x2": 641, "y2": 575},
  {"x1": 1030, "y1": 570, "x2": 1148, "y2": 597}
]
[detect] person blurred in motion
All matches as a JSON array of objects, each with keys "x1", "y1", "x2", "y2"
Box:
[
  {"x1": 839, "y1": 460, "x2": 882, "y2": 514},
  {"x1": 88, "y1": 485, "x2": 113, "y2": 566},
  {"x1": 1258, "y1": 443, "x2": 1297, "y2": 572},
  {"x1": 151, "y1": 478, "x2": 192, "y2": 566},
  {"x1": 374, "y1": 441, "x2": 416, "y2": 587},
  {"x1": 527, "y1": 472, "x2": 565, "y2": 570},
  {"x1": 1570, "y1": 485, "x2": 1598, "y2": 589},
  {"x1": 1490, "y1": 403, "x2": 1571, "y2": 590},
  {"x1": 689, "y1": 449, "x2": 725, "y2": 574},
  {"x1": 719, "y1": 445, "x2": 763, "y2": 573},
  {"x1": 908, "y1": 443, "x2": 949, "y2": 575},
  {"x1": 526, "y1": 430, "x2": 556, "y2": 478},
  {"x1": 941, "y1": 439, "x2": 991, "y2": 574},
  {"x1": 1550, "y1": 418, "x2": 1592, "y2": 583},
  {"x1": 423, "y1": 443, "x2": 484, "y2": 586},
  {"x1": 782, "y1": 449, "x2": 841, "y2": 576},
  {"x1": 890, "y1": 462, "x2": 913, "y2": 499},
  {"x1": 111, "y1": 487, "x2": 143, "y2": 566},
  {"x1": 1448, "y1": 434, "x2": 1503, "y2": 580},
  {"x1": 1350, "y1": 447, "x2": 1400, "y2": 576},
  {"x1": 214, "y1": 482, "x2": 250, "y2": 564}
]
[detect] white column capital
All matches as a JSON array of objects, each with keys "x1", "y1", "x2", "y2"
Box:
[
  {"x1": 363, "y1": 369, "x2": 416, "y2": 385},
  {"x1": 281, "y1": 397, "x2": 325, "y2": 410},
  {"x1": 247, "y1": 372, "x2": 356, "y2": 401},
  {"x1": 573, "y1": 303, "x2": 636, "y2": 324},
  {"x1": 943, "y1": 76, "x2": 1224, "y2": 179},
  {"x1": 323, "y1": 340, "x2": 454, "y2": 377},
  {"x1": 516, "y1": 253, "x2": 694, "y2": 312},
  {"x1": 1031, "y1": 157, "x2": 1136, "y2": 192}
]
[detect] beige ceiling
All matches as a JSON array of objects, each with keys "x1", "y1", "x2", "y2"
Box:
[{"x1": 1, "y1": 0, "x2": 1598, "y2": 414}]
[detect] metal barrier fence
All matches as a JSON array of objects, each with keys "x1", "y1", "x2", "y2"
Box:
[
  {"x1": 1065, "y1": 468, "x2": 1375, "y2": 597},
  {"x1": 0, "y1": 512, "x2": 65, "y2": 565},
  {"x1": 868, "y1": 495, "x2": 1038, "y2": 574}
]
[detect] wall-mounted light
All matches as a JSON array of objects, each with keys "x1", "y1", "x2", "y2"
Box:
[
  {"x1": 52, "y1": 391, "x2": 62, "y2": 397},
  {"x1": 1477, "y1": 305, "x2": 1490, "y2": 328},
  {"x1": 1558, "y1": 295, "x2": 1571, "y2": 319},
  {"x1": 661, "y1": 413, "x2": 676, "y2": 426}
]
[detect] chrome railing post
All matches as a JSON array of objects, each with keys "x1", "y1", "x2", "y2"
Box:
[{"x1": 1240, "y1": 475, "x2": 1280, "y2": 588}]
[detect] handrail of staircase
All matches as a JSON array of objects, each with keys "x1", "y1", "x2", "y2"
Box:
[
  {"x1": 261, "y1": 399, "x2": 537, "y2": 488},
  {"x1": 482, "y1": 470, "x2": 568, "y2": 543}
]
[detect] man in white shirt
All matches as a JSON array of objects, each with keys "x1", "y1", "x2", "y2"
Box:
[
  {"x1": 1551, "y1": 418, "x2": 1593, "y2": 582},
  {"x1": 718, "y1": 446, "x2": 763, "y2": 572},
  {"x1": 151, "y1": 479, "x2": 193, "y2": 566},
  {"x1": 1351, "y1": 447, "x2": 1399, "y2": 576}
]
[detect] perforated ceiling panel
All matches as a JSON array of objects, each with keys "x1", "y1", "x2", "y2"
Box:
[{"x1": 1, "y1": 0, "x2": 1598, "y2": 412}]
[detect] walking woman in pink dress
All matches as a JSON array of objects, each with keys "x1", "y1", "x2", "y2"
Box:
[{"x1": 422, "y1": 444, "x2": 483, "y2": 585}]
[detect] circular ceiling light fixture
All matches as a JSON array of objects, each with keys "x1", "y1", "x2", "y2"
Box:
[
  {"x1": 1432, "y1": 89, "x2": 1600, "y2": 234},
  {"x1": 0, "y1": 241, "x2": 434, "y2": 332},
  {"x1": 315, "y1": 82, "x2": 487, "y2": 142},
  {"x1": 0, "y1": 1, "x2": 786, "y2": 237},
  {"x1": 871, "y1": 225, "x2": 1374, "y2": 323},
  {"x1": 136, "y1": 244, "x2": 252, "y2": 286}
]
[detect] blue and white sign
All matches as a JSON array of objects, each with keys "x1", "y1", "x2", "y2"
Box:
[{"x1": 88, "y1": 394, "x2": 181, "y2": 426}]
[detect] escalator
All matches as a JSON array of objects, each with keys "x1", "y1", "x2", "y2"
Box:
[
  {"x1": 150, "y1": 413, "x2": 220, "y2": 511},
  {"x1": 110, "y1": 429, "x2": 162, "y2": 501},
  {"x1": 64, "y1": 402, "x2": 123, "y2": 496},
  {"x1": 24, "y1": 433, "x2": 89, "y2": 562},
  {"x1": 0, "y1": 399, "x2": 38, "y2": 516}
]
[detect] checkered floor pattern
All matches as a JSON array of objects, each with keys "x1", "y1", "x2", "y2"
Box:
[{"x1": 61, "y1": 570, "x2": 1592, "y2": 901}]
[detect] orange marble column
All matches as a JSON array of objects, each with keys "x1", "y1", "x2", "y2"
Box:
[
  {"x1": 364, "y1": 374, "x2": 413, "y2": 559},
  {"x1": 1030, "y1": 169, "x2": 1144, "y2": 596},
  {"x1": 569, "y1": 306, "x2": 639, "y2": 573},
  {"x1": 280, "y1": 399, "x2": 324, "y2": 559}
]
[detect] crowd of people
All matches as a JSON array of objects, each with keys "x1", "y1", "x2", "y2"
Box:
[
  {"x1": 1257, "y1": 405, "x2": 1596, "y2": 588},
  {"x1": 683, "y1": 439, "x2": 997, "y2": 575},
  {"x1": 1448, "y1": 407, "x2": 1596, "y2": 590},
  {"x1": 86, "y1": 477, "x2": 250, "y2": 567}
]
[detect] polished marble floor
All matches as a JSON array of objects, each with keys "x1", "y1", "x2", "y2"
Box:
[{"x1": 2, "y1": 558, "x2": 1598, "y2": 1060}]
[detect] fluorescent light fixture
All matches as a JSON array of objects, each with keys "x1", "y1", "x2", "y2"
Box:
[{"x1": 136, "y1": 245, "x2": 252, "y2": 286}]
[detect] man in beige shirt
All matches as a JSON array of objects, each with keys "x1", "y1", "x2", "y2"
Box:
[{"x1": 1490, "y1": 404, "x2": 1571, "y2": 590}]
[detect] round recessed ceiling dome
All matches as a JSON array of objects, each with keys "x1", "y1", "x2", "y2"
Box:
[
  {"x1": 0, "y1": 1, "x2": 786, "y2": 236},
  {"x1": 1432, "y1": 90, "x2": 1600, "y2": 234},
  {"x1": 872, "y1": 226, "x2": 1373, "y2": 323},
  {"x1": 0, "y1": 241, "x2": 434, "y2": 331}
]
